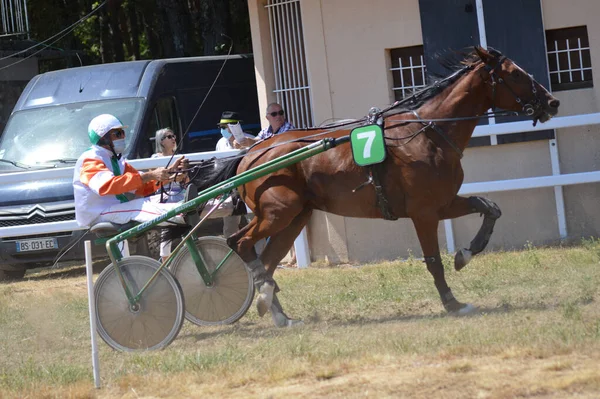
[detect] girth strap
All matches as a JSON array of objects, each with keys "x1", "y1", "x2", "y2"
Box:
[
  {"x1": 368, "y1": 163, "x2": 397, "y2": 221},
  {"x1": 351, "y1": 164, "x2": 397, "y2": 221},
  {"x1": 352, "y1": 107, "x2": 397, "y2": 221}
]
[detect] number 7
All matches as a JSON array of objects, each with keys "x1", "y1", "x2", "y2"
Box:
[{"x1": 357, "y1": 131, "x2": 376, "y2": 159}]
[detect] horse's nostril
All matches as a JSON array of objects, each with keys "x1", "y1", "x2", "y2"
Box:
[{"x1": 549, "y1": 99, "x2": 560, "y2": 108}]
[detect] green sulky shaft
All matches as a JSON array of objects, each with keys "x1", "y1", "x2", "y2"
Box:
[{"x1": 106, "y1": 137, "x2": 347, "y2": 258}]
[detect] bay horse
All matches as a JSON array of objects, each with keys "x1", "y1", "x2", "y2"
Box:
[{"x1": 199, "y1": 46, "x2": 560, "y2": 327}]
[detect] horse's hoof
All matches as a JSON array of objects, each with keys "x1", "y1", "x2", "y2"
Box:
[
  {"x1": 286, "y1": 319, "x2": 304, "y2": 328},
  {"x1": 272, "y1": 312, "x2": 304, "y2": 328},
  {"x1": 446, "y1": 302, "x2": 477, "y2": 316},
  {"x1": 257, "y1": 282, "x2": 274, "y2": 317},
  {"x1": 454, "y1": 248, "x2": 472, "y2": 271}
]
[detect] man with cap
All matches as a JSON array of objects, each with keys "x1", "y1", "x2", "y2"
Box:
[
  {"x1": 73, "y1": 114, "x2": 191, "y2": 228},
  {"x1": 216, "y1": 111, "x2": 256, "y2": 151},
  {"x1": 214, "y1": 111, "x2": 264, "y2": 245}
]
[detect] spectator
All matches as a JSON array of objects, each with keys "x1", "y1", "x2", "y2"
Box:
[
  {"x1": 152, "y1": 127, "x2": 185, "y2": 201},
  {"x1": 215, "y1": 111, "x2": 257, "y2": 238},
  {"x1": 152, "y1": 128, "x2": 186, "y2": 262},
  {"x1": 73, "y1": 114, "x2": 193, "y2": 229},
  {"x1": 256, "y1": 102, "x2": 296, "y2": 141},
  {"x1": 216, "y1": 111, "x2": 256, "y2": 151},
  {"x1": 256, "y1": 103, "x2": 298, "y2": 266}
]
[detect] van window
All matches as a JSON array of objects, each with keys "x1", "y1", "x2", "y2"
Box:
[
  {"x1": 0, "y1": 98, "x2": 144, "y2": 169},
  {"x1": 143, "y1": 96, "x2": 180, "y2": 158}
]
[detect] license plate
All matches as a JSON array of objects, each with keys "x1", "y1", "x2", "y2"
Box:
[{"x1": 16, "y1": 237, "x2": 58, "y2": 252}]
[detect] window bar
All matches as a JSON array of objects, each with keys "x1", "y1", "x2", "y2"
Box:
[
  {"x1": 17, "y1": 0, "x2": 21, "y2": 32},
  {"x1": 281, "y1": 2, "x2": 291, "y2": 123},
  {"x1": 13, "y1": 0, "x2": 18, "y2": 32},
  {"x1": 274, "y1": 3, "x2": 286, "y2": 108},
  {"x1": 284, "y1": 4, "x2": 299, "y2": 125},
  {"x1": 271, "y1": 1, "x2": 282, "y2": 105},
  {"x1": 566, "y1": 39, "x2": 572, "y2": 82},
  {"x1": 554, "y1": 40, "x2": 561, "y2": 84},
  {"x1": 3, "y1": 0, "x2": 8, "y2": 33},
  {"x1": 578, "y1": 38, "x2": 584, "y2": 81},
  {"x1": 409, "y1": 56, "x2": 416, "y2": 94},
  {"x1": 1, "y1": 0, "x2": 6, "y2": 34},
  {"x1": 398, "y1": 57, "x2": 406, "y2": 98},
  {"x1": 277, "y1": 4, "x2": 292, "y2": 125},
  {"x1": 295, "y1": 0, "x2": 312, "y2": 126},
  {"x1": 280, "y1": 3, "x2": 294, "y2": 125},
  {"x1": 293, "y1": 2, "x2": 307, "y2": 126},
  {"x1": 549, "y1": 46, "x2": 590, "y2": 54},
  {"x1": 294, "y1": 1, "x2": 310, "y2": 126},
  {"x1": 284, "y1": 3, "x2": 300, "y2": 129},
  {"x1": 287, "y1": 2, "x2": 299, "y2": 126},
  {"x1": 23, "y1": 0, "x2": 29, "y2": 38},
  {"x1": 8, "y1": 0, "x2": 14, "y2": 33},
  {"x1": 267, "y1": 2, "x2": 282, "y2": 111}
]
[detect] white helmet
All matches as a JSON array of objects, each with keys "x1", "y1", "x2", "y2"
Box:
[{"x1": 88, "y1": 114, "x2": 127, "y2": 145}]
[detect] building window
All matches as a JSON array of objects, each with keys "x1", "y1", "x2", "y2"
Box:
[
  {"x1": 390, "y1": 46, "x2": 426, "y2": 100},
  {"x1": 546, "y1": 26, "x2": 593, "y2": 91}
]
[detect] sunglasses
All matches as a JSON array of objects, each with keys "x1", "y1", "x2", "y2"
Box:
[
  {"x1": 111, "y1": 129, "x2": 125, "y2": 139},
  {"x1": 161, "y1": 134, "x2": 176, "y2": 141},
  {"x1": 268, "y1": 110, "x2": 285, "y2": 117}
]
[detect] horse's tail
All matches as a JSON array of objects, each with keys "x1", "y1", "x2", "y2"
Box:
[
  {"x1": 192, "y1": 150, "x2": 247, "y2": 192},
  {"x1": 161, "y1": 152, "x2": 248, "y2": 245}
]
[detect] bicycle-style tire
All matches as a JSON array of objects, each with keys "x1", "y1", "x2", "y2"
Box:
[
  {"x1": 95, "y1": 256, "x2": 185, "y2": 351},
  {"x1": 170, "y1": 237, "x2": 254, "y2": 326}
]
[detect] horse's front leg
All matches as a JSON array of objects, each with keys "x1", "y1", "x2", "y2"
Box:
[
  {"x1": 438, "y1": 195, "x2": 502, "y2": 271},
  {"x1": 411, "y1": 213, "x2": 475, "y2": 314}
]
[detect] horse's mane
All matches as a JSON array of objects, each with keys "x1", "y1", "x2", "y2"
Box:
[{"x1": 393, "y1": 46, "x2": 503, "y2": 112}]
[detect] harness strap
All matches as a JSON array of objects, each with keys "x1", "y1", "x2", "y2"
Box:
[
  {"x1": 412, "y1": 111, "x2": 463, "y2": 159},
  {"x1": 368, "y1": 163, "x2": 397, "y2": 221},
  {"x1": 355, "y1": 111, "x2": 397, "y2": 221},
  {"x1": 110, "y1": 156, "x2": 130, "y2": 203}
]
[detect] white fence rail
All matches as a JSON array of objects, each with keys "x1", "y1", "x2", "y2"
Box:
[{"x1": 2, "y1": 113, "x2": 600, "y2": 265}]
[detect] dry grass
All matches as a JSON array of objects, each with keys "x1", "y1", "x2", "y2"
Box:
[{"x1": 1, "y1": 240, "x2": 600, "y2": 398}]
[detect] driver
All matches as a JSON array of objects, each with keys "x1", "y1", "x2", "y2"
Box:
[{"x1": 73, "y1": 114, "x2": 192, "y2": 228}]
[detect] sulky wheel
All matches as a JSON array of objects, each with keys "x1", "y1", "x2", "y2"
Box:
[
  {"x1": 95, "y1": 256, "x2": 185, "y2": 352},
  {"x1": 169, "y1": 236, "x2": 254, "y2": 326}
]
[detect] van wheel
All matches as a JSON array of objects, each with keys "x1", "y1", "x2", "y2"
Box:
[{"x1": 0, "y1": 267, "x2": 27, "y2": 282}]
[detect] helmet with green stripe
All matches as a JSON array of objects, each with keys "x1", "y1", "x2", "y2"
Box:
[{"x1": 88, "y1": 114, "x2": 127, "y2": 145}]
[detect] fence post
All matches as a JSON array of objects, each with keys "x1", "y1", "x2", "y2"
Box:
[{"x1": 85, "y1": 240, "x2": 101, "y2": 389}]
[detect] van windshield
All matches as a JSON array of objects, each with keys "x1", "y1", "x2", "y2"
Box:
[{"x1": 0, "y1": 98, "x2": 143, "y2": 169}]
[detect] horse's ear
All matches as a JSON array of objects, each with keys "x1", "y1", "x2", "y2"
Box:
[{"x1": 474, "y1": 46, "x2": 494, "y2": 65}]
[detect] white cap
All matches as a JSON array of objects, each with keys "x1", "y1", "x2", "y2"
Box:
[{"x1": 88, "y1": 114, "x2": 128, "y2": 145}]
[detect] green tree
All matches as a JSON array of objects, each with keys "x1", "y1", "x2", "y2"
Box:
[{"x1": 24, "y1": 0, "x2": 253, "y2": 72}]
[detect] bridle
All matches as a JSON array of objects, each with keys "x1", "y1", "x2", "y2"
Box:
[{"x1": 483, "y1": 56, "x2": 543, "y2": 118}]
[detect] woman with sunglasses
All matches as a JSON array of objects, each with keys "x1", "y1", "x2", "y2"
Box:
[
  {"x1": 152, "y1": 128, "x2": 188, "y2": 261},
  {"x1": 154, "y1": 128, "x2": 178, "y2": 158}
]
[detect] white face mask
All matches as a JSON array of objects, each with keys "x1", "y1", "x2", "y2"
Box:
[{"x1": 112, "y1": 138, "x2": 126, "y2": 154}]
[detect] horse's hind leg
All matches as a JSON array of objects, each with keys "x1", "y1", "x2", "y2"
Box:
[
  {"x1": 260, "y1": 207, "x2": 312, "y2": 327},
  {"x1": 226, "y1": 217, "x2": 273, "y2": 301},
  {"x1": 227, "y1": 197, "x2": 309, "y2": 319},
  {"x1": 439, "y1": 195, "x2": 501, "y2": 271},
  {"x1": 411, "y1": 213, "x2": 475, "y2": 315}
]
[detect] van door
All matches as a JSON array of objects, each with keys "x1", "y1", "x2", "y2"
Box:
[{"x1": 138, "y1": 96, "x2": 182, "y2": 159}]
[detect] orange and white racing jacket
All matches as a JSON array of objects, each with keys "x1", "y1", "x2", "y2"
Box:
[{"x1": 73, "y1": 145, "x2": 157, "y2": 226}]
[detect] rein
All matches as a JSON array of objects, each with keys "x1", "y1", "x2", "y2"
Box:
[
  {"x1": 187, "y1": 54, "x2": 543, "y2": 173},
  {"x1": 484, "y1": 56, "x2": 542, "y2": 122}
]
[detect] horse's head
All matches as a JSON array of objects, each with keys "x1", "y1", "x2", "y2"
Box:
[{"x1": 475, "y1": 46, "x2": 560, "y2": 125}]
